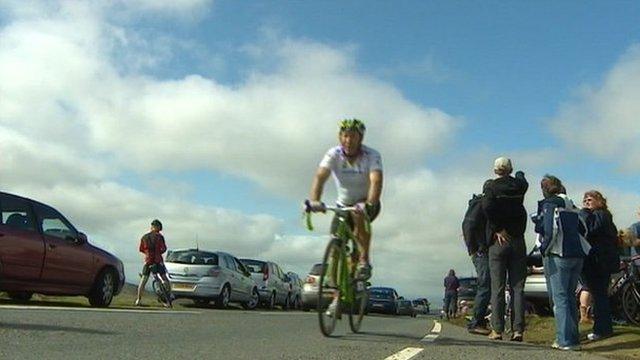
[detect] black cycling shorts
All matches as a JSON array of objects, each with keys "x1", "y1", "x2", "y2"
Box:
[
  {"x1": 330, "y1": 202, "x2": 381, "y2": 235},
  {"x1": 142, "y1": 263, "x2": 166, "y2": 276}
]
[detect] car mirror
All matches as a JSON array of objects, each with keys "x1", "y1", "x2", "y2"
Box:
[{"x1": 75, "y1": 232, "x2": 88, "y2": 244}]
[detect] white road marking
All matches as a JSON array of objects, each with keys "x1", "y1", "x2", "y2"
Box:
[
  {"x1": 0, "y1": 305, "x2": 200, "y2": 314},
  {"x1": 384, "y1": 347, "x2": 424, "y2": 360},
  {"x1": 420, "y1": 320, "x2": 442, "y2": 342}
]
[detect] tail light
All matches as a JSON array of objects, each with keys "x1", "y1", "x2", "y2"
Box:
[
  {"x1": 208, "y1": 267, "x2": 220, "y2": 277},
  {"x1": 305, "y1": 276, "x2": 316, "y2": 284}
]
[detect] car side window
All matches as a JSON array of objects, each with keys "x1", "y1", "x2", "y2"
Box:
[
  {"x1": 0, "y1": 194, "x2": 37, "y2": 232},
  {"x1": 33, "y1": 203, "x2": 77, "y2": 240},
  {"x1": 223, "y1": 256, "x2": 237, "y2": 271},
  {"x1": 234, "y1": 258, "x2": 249, "y2": 275}
]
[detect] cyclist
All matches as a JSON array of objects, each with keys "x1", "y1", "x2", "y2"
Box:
[
  {"x1": 135, "y1": 219, "x2": 172, "y2": 307},
  {"x1": 307, "y1": 118, "x2": 383, "y2": 282}
]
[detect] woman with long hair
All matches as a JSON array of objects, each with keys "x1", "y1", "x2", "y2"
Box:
[{"x1": 581, "y1": 190, "x2": 618, "y2": 341}]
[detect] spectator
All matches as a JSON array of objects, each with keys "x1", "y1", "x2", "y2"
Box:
[
  {"x1": 482, "y1": 157, "x2": 528, "y2": 342},
  {"x1": 443, "y1": 269, "x2": 460, "y2": 320},
  {"x1": 533, "y1": 175, "x2": 588, "y2": 351},
  {"x1": 581, "y1": 190, "x2": 618, "y2": 341}
]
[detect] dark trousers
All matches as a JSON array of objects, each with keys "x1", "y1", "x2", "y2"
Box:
[
  {"x1": 489, "y1": 236, "x2": 527, "y2": 333},
  {"x1": 444, "y1": 291, "x2": 457, "y2": 316},
  {"x1": 583, "y1": 269, "x2": 613, "y2": 336},
  {"x1": 470, "y1": 253, "x2": 491, "y2": 327}
]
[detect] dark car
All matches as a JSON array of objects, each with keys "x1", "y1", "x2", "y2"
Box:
[
  {"x1": 0, "y1": 191, "x2": 125, "y2": 307},
  {"x1": 456, "y1": 276, "x2": 477, "y2": 310},
  {"x1": 367, "y1": 286, "x2": 400, "y2": 315}
]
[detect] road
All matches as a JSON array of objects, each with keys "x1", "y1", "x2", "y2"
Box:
[{"x1": 0, "y1": 304, "x2": 608, "y2": 360}]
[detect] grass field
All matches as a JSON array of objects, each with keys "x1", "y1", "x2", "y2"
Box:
[{"x1": 446, "y1": 315, "x2": 640, "y2": 360}]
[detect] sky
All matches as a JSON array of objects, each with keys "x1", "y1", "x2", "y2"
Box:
[{"x1": 1, "y1": 0, "x2": 640, "y2": 304}]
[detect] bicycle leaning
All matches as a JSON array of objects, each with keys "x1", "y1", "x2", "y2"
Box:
[
  {"x1": 304, "y1": 200, "x2": 369, "y2": 337},
  {"x1": 610, "y1": 254, "x2": 640, "y2": 325}
]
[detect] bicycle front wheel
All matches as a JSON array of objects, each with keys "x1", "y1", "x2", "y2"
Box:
[
  {"x1": 318, "y1": 239, "x2": 342, "y2": 337},
  {"x1": 348, "y1": 278, "x2": 368, "y2": 333}
]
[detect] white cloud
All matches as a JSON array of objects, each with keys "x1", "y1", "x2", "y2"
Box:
[{"x1": 551, "y1": 44, "x2": 640, "y2": 171}]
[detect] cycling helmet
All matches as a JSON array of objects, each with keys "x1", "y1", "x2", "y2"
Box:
[
  {"x1": 151, "y1": 219, "x2": 163, "y2": 230},
  {"x1": 339, "y1": 118, "x2": 366, "y2": 135}
]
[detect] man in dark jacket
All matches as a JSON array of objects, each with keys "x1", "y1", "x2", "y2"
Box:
[{"x1": 482, "y1": 157, "x2": 528, "y2": 341}]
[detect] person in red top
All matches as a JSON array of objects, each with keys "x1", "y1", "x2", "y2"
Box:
[{"x1": 135, "y1": 219, "x2": 171, "y2": 306}]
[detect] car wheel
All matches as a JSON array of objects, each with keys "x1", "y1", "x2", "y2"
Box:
[
  {"x1": 88, "y1": 268, "x2": 116, "y2": 307},
  {"x1": 193, "y1": 299, "x2": 210, "y2": 307},
  {"x1": 216, "y1": 284, "x2": 231, "y2": 309},
  {"x1": 7, "y1": 292, "x2": 33, "y2": 302},
  {"x1": 242, "y1": 288, "x2": 260, "y2": 310}
]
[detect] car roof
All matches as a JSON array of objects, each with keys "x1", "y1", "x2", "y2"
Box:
[{"x1": 369, "y1": 287, "x2": 396, "y2": 291}]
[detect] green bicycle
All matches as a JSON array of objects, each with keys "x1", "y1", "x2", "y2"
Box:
[{"x1": 304, "y1": 200, "x2": 369, "y2": 337}]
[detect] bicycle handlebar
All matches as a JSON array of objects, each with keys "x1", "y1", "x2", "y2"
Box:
[{"x1": 303, "y1": 200, "x2": 370, "y2": 232}]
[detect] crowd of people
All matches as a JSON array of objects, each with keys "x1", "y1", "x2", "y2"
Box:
[{"x1": 456, "y1": 156, "x2": 640, "y2": 351}]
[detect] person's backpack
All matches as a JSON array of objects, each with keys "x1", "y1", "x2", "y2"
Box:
[
  {"x1": 462, "y1": 194, "x2": 487, "y2": 255},
  {"x1": 546, "y1": 195, "x2": 591, "y2": 258}
]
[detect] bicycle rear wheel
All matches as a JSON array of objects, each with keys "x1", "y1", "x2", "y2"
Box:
[
  {"x1": 318, "y1": 239, "x2": 342, "y2": 337},
  {"x1": 348, "y1": 279, "x2": 368, "y2": 333}
]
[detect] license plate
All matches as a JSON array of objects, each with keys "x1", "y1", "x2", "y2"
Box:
[
  {"x1": 373, "y1": 303, "x2": 384, "y2": 308},
  {"x1": 172, "y1": 283, "x2": 194, "y2": 291}
]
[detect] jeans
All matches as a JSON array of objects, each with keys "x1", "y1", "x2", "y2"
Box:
[
  {"x1": 489, "y1": 235, "x2": 527, "y2": 333},
  {"x1": 444, "y1": 291, "x2": 457, "y2": 316},
  {"x1": 546, "y1": 255, "x2": 584, "y2": 347},
  {"x1": 583, "y1": 266, "x2": 613, "y2": 336},
  {"x1": 470, "y1": 253, "x2": 491, "y2": 327}
]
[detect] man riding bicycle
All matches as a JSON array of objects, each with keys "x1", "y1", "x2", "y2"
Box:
[
  {"x1": 307, "y1": 118, "x2": 383, "y2": 281},
  {"x1": 135, "y1": 219, "x2": 172, "y2": 306}
]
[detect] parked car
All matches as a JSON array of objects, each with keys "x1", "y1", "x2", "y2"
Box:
[
  {"x1": 286, "y1": 271, "x2": 303, "y2": 310},
  {"x1": 524, "y1": 250, "x2": 551, "y2": 314},
  {"x1": 165, "y1": 249, "x2": 259, "y2": 309},
  {"x1": 398, "y1": 299, "x2": 417, "y2": 317},
  {"x1": 411, "y1": 299, "x2": 427, "y2": 315},
  {"x1": 367, "y1": 287, "x2": 400, "y2": 315},
  {"x1": 240, "y1": 259, "x2": 291, "y2": 309},
  {"x1": 0, "y1": 191, "x2": 125, "y2": 307},
  {"x1": 456, "y1": 276, "x2": 478, "y2": 310},
  {"x1": 412, "y1": 297, "x2": 430, "y2": 314},
  {"x1": 301, "y1": 263, "x2": 324, "y2": 311}
]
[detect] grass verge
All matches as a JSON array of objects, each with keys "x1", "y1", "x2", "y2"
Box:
[{"x1": 444, "y1": 315, "x2": 640, "y2": 360}]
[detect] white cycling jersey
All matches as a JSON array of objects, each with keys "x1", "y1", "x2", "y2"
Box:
[{"x1": 319, "y1": 145, "x2": 383, "y2": 206}]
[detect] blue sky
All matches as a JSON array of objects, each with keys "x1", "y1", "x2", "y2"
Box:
[{"x1": 1, "y1": 0, "x2": 640, "y2": 299}]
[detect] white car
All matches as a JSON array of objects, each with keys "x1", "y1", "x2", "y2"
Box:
[
  {"x1": 301, "y1": 263, "x2": 324, "y2": 311},
  {"x1": 165, "y1": 249, "x2": 259, "y2": 309},
  {"x1": 240, "y1": 259, "x2": 291, "y2": 310}
]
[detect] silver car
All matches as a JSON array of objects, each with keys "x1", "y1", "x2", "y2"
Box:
[
  {"x1": 286, "y1": 271, "x2": 303, "y2": 310},
  {"x1": 301, "y1": 263, "x2": 324, "y2": 311},
  {"x1": 165, "y1": 249, "x2": 259, "y2": 309},
  {"x1": 240, "y1": 259, "x2": 291, "y2": 310}
]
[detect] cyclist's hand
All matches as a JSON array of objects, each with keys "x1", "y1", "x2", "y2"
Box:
[{"x1": 304, "y1": 200, "x2": 326, "y2": 213}]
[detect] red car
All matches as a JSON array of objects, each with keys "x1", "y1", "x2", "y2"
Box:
[{"x1": 0, "y1": 191, "x2": 125, "y2": 307}]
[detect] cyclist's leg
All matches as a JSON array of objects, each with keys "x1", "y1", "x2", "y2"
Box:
[
  {"x1": 136, "y1": 264, "x2": 151, "y2": 305},
  {"x1": 352, "y1": 202, "x2": 380, "y2": 278}
]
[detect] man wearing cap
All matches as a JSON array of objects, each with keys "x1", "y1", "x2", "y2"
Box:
[{"x1": 482, "y1": 157, "x2": 528, "y2": 341}]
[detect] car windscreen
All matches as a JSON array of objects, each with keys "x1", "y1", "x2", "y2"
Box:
[
  {"x1": 309, "y1": 264, "x2": 323, "y2": 276},
  {"x1": 166, "y1": 250, "x2": 218, "y2": 265},
  {"x1": 241, "y1": 259, "x2": 266, "y2": 273},
  {"x1": 369, "y1": 289, "x2": 393, "y2": 299},
  {"x1": 459, "y1": 278, "x2": 477, "y2": 287}
]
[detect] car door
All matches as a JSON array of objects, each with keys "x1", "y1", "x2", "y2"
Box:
[
  {"x1": 233, "y1": 257, "x2": 252, "y2": 301},
  {"x1": 34, "y1": 202, "x2": 93, "y2": 287},
  {"x1": 0, "y1": 194, "x2": 45, "y2": 281},
  {"x1": 274, "y1": 264, "x2": 288, "y2": 304},
  {"x1": 222, "y1": 254, "x2": 243, "y2": 300}
]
